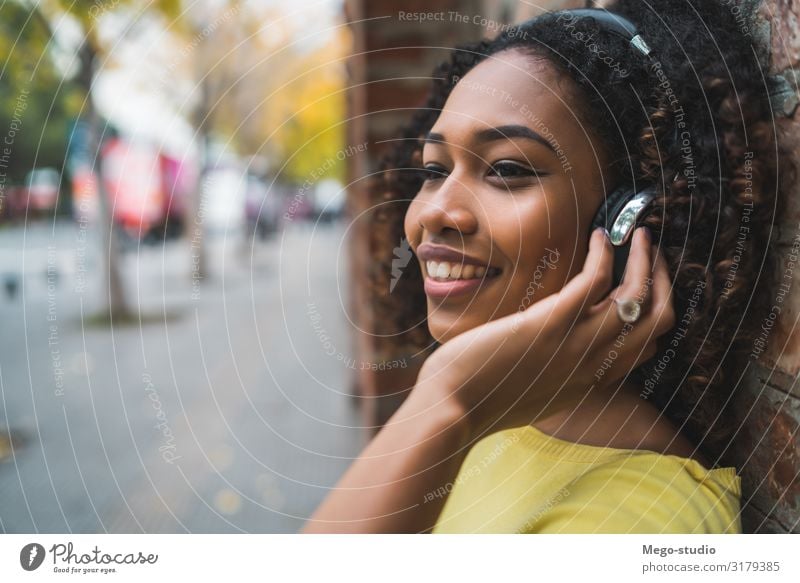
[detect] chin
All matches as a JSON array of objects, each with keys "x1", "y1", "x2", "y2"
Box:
[
  {"x1": 427, "y1": 314, "x2": 481, "y2": 343},
  {"x1": 428, "y1": 298, "x2": 524, "y2": 342}
]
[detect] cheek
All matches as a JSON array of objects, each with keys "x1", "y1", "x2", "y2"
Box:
[
  {"x1": 501, "y1": 197, "x2": 583, "y2": 299},
  {"x1": 403, "y1": 202, "x2": 420, "y2": 243}
]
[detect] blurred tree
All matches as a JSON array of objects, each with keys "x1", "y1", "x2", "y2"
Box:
[
  {"x1": 258, "y1": 40, "x2": 348, "y2": 184},
  {"x1": 0, "y1": 2, "x2": 82, "y2": 186},
  {"x1": 27, "y1": 0, "x2": 180, "y2": 321},
  {"x1": 162, "y1": 1, "x2": 347, "y2": 277},
  {"x1": 174, "y1": 0, "x2": 245, "y2": 281},
  {"x1": 207, "y1": 13, "x2": 349, "y2": 184},
  {"x1": 16, "y1": 0, "x2": 348, "y2": 298}
]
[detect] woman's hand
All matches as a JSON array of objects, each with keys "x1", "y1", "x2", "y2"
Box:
[
  {"x1": 416, "y1": 226, "x2": 676, "y2": 441},
  {"x1": 304, "y1": 226, "x2": 674, "y2": 533}
]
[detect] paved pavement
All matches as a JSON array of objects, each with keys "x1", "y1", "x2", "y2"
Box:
[{"x1": 0, "y1": 219, "x2": 366, "y2": 533}]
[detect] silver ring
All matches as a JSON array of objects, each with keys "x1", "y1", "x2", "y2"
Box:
[{"x1": 615, "y1": 298, "x2": 642, "y2": 324}]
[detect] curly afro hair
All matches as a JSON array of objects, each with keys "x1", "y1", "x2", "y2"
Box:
[{"x1": 369, "y1": 0, "x2": 791, "y2": 460}]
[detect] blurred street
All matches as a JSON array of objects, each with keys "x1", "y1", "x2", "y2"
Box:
[{"x1": 0, "y1": 219, "x2": 365, "y2": 533}]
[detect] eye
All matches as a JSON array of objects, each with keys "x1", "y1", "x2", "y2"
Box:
[
  {"x1": 488, "y1": 161, "x2": 545, "y2": 180},
  {"x1": 420, "y1": 164, "x2": 449, "y2": 182}
]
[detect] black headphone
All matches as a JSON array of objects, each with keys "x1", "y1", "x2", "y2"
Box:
[
  {"x1": 590, "y1": 183, "x2": 657, "y2": 287},
  {"x1": 542, "y1": 9, "x2": 658, "y2": 287}
]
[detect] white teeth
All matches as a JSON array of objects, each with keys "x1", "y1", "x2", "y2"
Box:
[{"x1": 426, "y1": 259, "x2": 495, "y2": 280}]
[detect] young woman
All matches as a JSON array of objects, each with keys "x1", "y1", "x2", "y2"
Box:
[{"x1": 304, "y1": 0, "x2": 787, "y2": 533}]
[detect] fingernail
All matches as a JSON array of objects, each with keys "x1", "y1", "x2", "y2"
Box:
[
  {"x1": 640, "y1": 226, "x2": 651, "y2": 242},
  {"x1": 594, "y1": 226, "x2": 610, "y2": 243}
]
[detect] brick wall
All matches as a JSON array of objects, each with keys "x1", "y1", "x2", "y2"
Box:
[
  {"x1": 722, "y1": 0, "x2": 800, "y2": 534},
  {"x1": 343, "y1": 0, "x2": 799, "y2": 532}
]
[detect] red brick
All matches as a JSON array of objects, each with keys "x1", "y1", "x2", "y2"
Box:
[
  {"x1": 762, "y1": 0, "x2": 800, "y2": 72},
  {"x1": 731, "y1": 370, "x2": 800, "y2": 530}
]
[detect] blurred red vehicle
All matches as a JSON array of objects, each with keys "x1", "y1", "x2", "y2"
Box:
[
  {"x1": 3, "y1": 168, "x2": 61, "y2": 220},
  {"x1": 101, "y1": 137, "x2": 164, "y2": 239},
  {"x1": 69, "y1": 136, "x2": 197, "y2": 243}
]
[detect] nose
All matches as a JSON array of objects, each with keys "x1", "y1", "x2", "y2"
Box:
[{"x1": 415, "y1": 173, "x2": 479, "y2": 237}]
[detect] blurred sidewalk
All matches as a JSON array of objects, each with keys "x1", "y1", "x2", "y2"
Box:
[{"x1": 0, "y1": 219, "x2": 365, "y2": 533}]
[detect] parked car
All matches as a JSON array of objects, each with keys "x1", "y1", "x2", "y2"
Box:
[
  {"x1": 25, "y1": 168, "x2": 60, "y2": 212},
  {"x1": 2, "y1": 168, "x2": 61, "y2": 221}
]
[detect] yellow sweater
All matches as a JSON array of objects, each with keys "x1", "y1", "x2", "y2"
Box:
[{"x1": 432, "y1": 425, "x2": 741, "y2": 533}]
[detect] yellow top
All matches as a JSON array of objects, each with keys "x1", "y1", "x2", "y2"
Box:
[{"x1": 432, "y1": 425, "x2": 742, "y2": 534}]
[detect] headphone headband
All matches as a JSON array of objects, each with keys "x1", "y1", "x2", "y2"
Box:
[
  {"x1": 551, "y1": 8, "x2": 653, "y2": 57},
  {"x1": 513, "y1": 7, "x2": 659, "y2": 288}
]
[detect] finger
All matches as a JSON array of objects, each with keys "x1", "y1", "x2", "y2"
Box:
[
  {"x1": 546, "y1": 227, "x2": 613, "y2": 319},
  {"x1": 648, "y1": 245, "x2": 677, "y2": 336},
  {"x1": 511, "y1": 228, "x2": 614, "y2": 352},
  {"x1": 600, "y1": 337, "x2": 659, "y2": 389},
  {"x1": 591, "y1": 247, "x2": 674, "y2": 374},
  {"x1": 584, "y1": 227, "x2": 616, "y2": 306},
  {"x1": 612, "y1": 226, "x2": 654, "y2": 307},
  {"x1": 640, "y1": 339, "x2": 659, "y2": 364}
]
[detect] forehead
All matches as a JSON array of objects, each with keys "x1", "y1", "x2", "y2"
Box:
[{"x1": 432, "y1": 50, "x2": 589, "y2": 147}]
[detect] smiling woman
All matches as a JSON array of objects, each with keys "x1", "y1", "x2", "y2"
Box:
[
  {"x1": 404, "y1": 49, "x2": 610, "y2": 343},
  {"x1": 303, "y1": 0, "x2": 790, "y2": 534}
]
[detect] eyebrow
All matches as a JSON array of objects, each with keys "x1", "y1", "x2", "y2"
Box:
[{"x1": 424, "y1": 124, "x2": 556, "y2": 153}]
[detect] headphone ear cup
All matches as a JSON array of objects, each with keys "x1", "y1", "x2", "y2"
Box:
[
  {"x1": 590, "y1": 184, "x2": 637, "y2": 234},
  {"x1": 590, "y1": 184, "x2": 638, "y2": 289},
  {"x1": 611, "y1": 244, "x2": 630, "y2": 289}
]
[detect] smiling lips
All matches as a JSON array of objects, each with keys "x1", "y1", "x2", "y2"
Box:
[
  {"x1": 415, "y1": 243, "x2": 501, "y2": 298},
  {"x1": 425, "y1": 260, "x2": 499, "y2": 280}
]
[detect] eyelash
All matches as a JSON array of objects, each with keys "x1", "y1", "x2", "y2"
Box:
[{"x1": 420, "y1": 161, "x2": 546, "y2": 183}]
